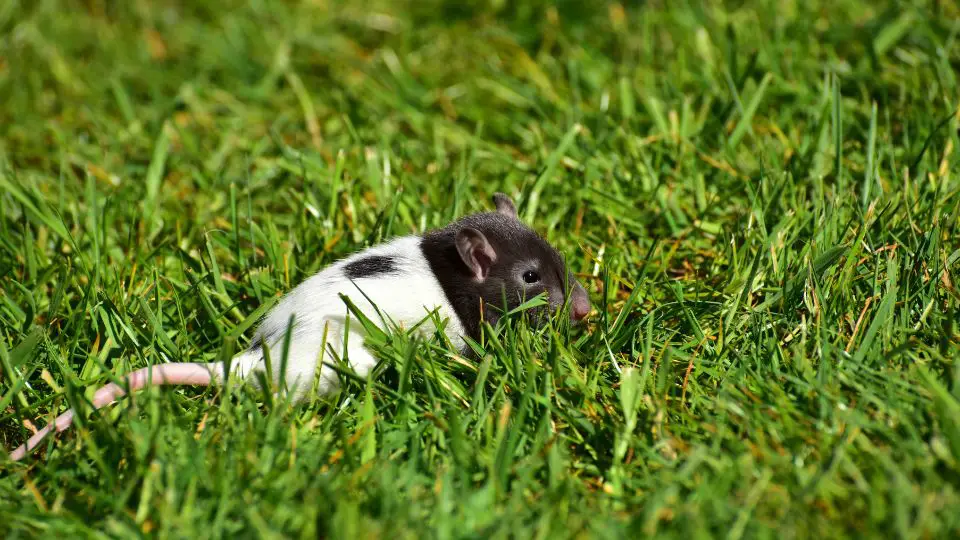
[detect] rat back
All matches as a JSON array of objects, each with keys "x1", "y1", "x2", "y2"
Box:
[{"x1": 234, "y1": 235, "x2": 468, "y2": 400}]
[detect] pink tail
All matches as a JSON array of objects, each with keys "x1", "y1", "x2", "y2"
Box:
[{"x1": 8, "y1": 362, "x2": 220, "y2": 462}]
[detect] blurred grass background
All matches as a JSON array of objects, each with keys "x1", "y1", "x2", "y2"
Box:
[{"x1": 1, "y1": 0, "x2": 959, "y2": 537}]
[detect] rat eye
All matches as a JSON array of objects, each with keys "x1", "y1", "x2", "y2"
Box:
[{"x1": 522, "y1": 270, "x2": 540, "y2": 284}]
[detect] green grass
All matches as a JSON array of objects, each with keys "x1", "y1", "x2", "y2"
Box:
[{"x1": 1, "y1": 0, "x2": 959, "y2": 537}]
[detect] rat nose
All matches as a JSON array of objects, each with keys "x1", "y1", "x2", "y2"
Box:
[{"x1": 570, "y1": 284, "x2": 590, "y2": 322}]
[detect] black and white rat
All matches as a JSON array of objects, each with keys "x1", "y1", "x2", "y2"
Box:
[{"x1": 8, "y1": 193, "x2": 590, "y2": 461}]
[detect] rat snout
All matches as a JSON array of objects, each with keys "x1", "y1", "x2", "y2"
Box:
[{"x1": 570, "y1": 283, "x2": 591, "y2": 322}]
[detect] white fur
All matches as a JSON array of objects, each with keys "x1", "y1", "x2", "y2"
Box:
[
  {"x1": 223, "y1": 235, "x2": 466, "y2": 401},
  {"x1": 7, "y1": 236, "x2": 468, "y2": 461}
]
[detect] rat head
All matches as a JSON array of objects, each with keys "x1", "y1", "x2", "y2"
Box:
[{"x1": 421, "y1": 193, "x2": 591, "y2": 341}]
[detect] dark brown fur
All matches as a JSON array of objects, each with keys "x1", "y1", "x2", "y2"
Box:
[{"x1": 420, "y1": 194, "x2": 590, "y2": 343}]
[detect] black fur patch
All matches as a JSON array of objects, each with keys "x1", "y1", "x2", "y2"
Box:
[{"x1": 344, "y1": 255, "x2": 398, "y2": 280}]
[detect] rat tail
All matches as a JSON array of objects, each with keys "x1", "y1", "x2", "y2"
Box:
[{"x1": 8, "y1": 353, "x2": 261, "y2": 462}]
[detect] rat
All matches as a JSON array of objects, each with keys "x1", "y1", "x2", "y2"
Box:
[{"x1": 8, "y1": 192, "x2": 590, "y2": 461}]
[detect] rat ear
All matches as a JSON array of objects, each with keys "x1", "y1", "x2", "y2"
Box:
[
  {"x1": 455, "y1": 227, "x2": 497, "y2": 280},
  {"x1": 492, "y1": 192, "x2": 518, "y2": 218}
]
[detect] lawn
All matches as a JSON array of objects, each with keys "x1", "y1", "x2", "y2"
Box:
[{"x1": 1, "y1": 0, "x2": 959, "y2": 537}]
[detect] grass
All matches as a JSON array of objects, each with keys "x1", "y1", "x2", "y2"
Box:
[{"x1": 1, "y1": 0, "x2": 959, "y2": 537}]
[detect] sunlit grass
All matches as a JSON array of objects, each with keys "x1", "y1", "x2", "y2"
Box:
[{"x1": 1, "y1": 0, "x2": 959, "y2": 537}]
